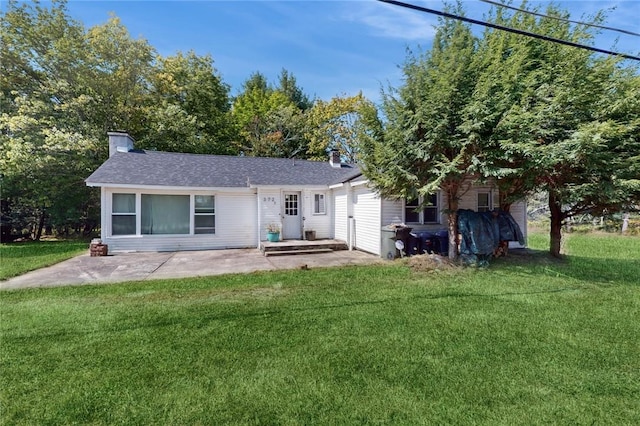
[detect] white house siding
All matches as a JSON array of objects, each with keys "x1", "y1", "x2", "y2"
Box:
[
  {"x1": 333, "y1": 187, "x2": 348, "y2": 242},
  {"x1": 301, "y1": 189, "x2": 332, "y2": 239},
  {"x1": 381, "y1": 198, "x2": 403, "y2": 227},
  {"x1": 458, "y1": 182, "x2": 497, "y2": 211},
  {"x1": 101, "y1": 187, "x2": 257, "y2": 252},
  {"x1": 352, "y1": 185, "x2": 382, "y2": 255},
  {"x1": 257, "y1": 188, "x2": 282, "y2": 241},
  {"x1": 508, "y1": 199, "x2": 528, "y2": 248}
]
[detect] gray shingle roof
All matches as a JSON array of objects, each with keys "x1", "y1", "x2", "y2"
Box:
[{"x1": 85, "y1": 150, "x2": 362, "y2": 188}]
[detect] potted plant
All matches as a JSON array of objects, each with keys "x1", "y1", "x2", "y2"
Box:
[{"x1": 266, "y1": 223, "x2": 280, "y2": 242}]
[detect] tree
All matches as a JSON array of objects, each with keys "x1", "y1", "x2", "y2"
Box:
[
  {"x1": 1, "y1": 0, "x2": 105, "y2": 238},
  {"x1": 144, "y1": 51, "x2": 235, "y2": 154},
  {"x1": 305, "y1": 93, "x2": 374, "y2": 163},
  {"x1": 467, "y1": 3, "x2": 640, "y2": 257},
  {"x1": 359, "y1": 7, "x2": 479, "y2": 259},
  {"x1": 276, "y1": 68, "x2": 313, "y2": 111},
  {"x1": 231, "y1": 71, "x2": 308, "y2": 157}
]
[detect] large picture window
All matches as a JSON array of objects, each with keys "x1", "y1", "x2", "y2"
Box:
[
  {"x1": 112, "y1": 193, "x2": 136, "y2": 235},
  {"x1": 405, "y1": 192, "x2": 439, "y2": 224},
  {"x1": 110, "y1": 193, "x2": 216, "y2": 236},
  {"x1": 141, "y1": 194, "x2": 189, "y2": 235}
]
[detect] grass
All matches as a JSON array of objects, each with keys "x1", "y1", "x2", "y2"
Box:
[
  {"x1": 1, "y1": 233, "x2": 639, "y2": 424},
  {"x1": 0, "y1": 240, "x2": 88, "y2": 280}
]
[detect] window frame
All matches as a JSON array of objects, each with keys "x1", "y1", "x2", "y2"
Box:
[
  {"x1": 404, "y1": 191, "x2": 440, "y2": 225},
  {"x1": 111, "y1": 193, "x2": 137, "y2": 236},
  {"x1": 108, "y1": 192, "x2": 216, "y2": 237},
  {"x1": 477, "y1": 191, "x2": 492, "y2": 212},
  {"x1": 194, "y1": 195, "x2": 215, "y2": 234},
  {"x1": 313, "y1": 193, "x2": 326, "y2": 215}
]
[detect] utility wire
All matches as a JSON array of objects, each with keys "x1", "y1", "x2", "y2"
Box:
[
  {"x1": 378, "y1": 0, "x2": 640, "y2": 62},
  {"x1": 480, "y1": 0, "x2": 640, "y2": 37}
]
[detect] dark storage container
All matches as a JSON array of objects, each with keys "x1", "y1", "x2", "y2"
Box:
[
  {"x1": 434, "y1": 230, "x2": 449, "y2": 255},
  {"x1": 414, "y1": 231, "x2": 436, "y2": 254}
]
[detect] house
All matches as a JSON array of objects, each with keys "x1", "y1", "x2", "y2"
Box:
[{"x1": 85, "y1": 132, "x2": 527, "y2": 255}]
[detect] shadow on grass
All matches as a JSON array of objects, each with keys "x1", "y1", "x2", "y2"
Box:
[{"x1": 494, "y1": 248, "x2": 639, "y2": 286}]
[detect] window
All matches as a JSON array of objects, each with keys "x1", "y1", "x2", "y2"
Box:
[
  {"x1": 110, "y1": 193, "x2": 216, "y2": 236},
  {"x1": 405, "y1": 192, "x2": 439, "y2": 224},
  {"x1": 141, "y1": 194, "x2": 190, "y2": 234},
  {"x1": 194, "y1": 195, "x2": 215, "y2": 234},
  {"x1": 285, "y1": 193, "x2": 298, "y2": 216},
  {"x1": 313, "y1": 193, "x2": 326, "y2": 215},
  {"x1": 112, "y1": 193, "x2": 136, "y2": 235},
  {"x1": 477, "y1": 192, "x2": 492, "y2": 212}
]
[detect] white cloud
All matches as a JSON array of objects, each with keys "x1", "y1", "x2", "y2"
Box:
[{"x1": 342, "y1": 1, "x2": 438, "y2": 40}]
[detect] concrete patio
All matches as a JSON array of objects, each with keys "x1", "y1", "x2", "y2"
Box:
[{"x1": 0, "y1": 248, "x2": 382, "y2": 290}]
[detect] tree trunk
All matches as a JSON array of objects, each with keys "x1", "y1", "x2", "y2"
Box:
[
  {"x1": 498, "y1": 190, "x2": 511, "y2": 213},
  {"x1": 447, "y1": 188, "x2": 459, "y2": 260},
  {"x1": 548, "y1": 192, "x2": 563, "y2": 258},
  {"x1": 34, "y1": 210, "x2": 46, "y2": 241}
]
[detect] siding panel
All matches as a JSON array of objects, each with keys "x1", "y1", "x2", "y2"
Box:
[
  {"x1": 352, "y1": 186, "x2": 381, "y2": 255},
  {"x1": 333, "y1": 187, "x2": 348, "y2": 241}
]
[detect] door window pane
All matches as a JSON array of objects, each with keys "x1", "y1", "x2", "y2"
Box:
[{"x1": 285, "y1": 194, "x2": 298, "y2": 216}]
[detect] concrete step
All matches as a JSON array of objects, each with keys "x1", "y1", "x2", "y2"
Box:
[{"x1": 264, "y1": 248, "x2": 334, "y2": 257}]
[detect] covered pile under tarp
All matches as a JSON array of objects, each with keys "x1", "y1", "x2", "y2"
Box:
[{"x1": 457, "y1": 209, "x2": 525, "y2": 266}]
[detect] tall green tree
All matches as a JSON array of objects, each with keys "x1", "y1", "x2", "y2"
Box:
[
  {"x1": 359, "y1": 6, "x2": 479, "y2": 259},
  {"x1": 144, "y1": 51, "x2": 235, "y2": 154},
  {"x1": 1, "y1": 1, "x2": 242, "y2": 238},
  {"x1": 305, "y1": 93, "x2": 374, "y2": 163},
  {"x1": 231, "y1": 71, "x2": 309, "y2": 157},
  {"x1": 276, "y1": 68, "x2": 313, "y2": 111},
  {"x1": 1, "y1": 0, "x2": 105, "y2": 238},
  {"x1": 466, "y1": 3, "x2": 640, "y2": 257}
]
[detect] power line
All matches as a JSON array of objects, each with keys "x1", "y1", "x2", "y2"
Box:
[
  {"x1": 480, "y1": 0, "x2": 640, "y2": 37},
  {"x1": 378, "y1": 0, "x2": 640, "y2": 62}
]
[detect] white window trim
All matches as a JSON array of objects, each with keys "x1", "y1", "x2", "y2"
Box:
[
  {"x1": 404, "y1": 191, "x2": 440, "y2": 225},
  {"x1": 313, "y1": 193, "x2": 326, "y2": 215},
  {"x1": 477, "y1": 191, "x2": 493, "y2": 212},
  {"x1": 108, "y1": 191, "x2": 216, "y2": 237}
]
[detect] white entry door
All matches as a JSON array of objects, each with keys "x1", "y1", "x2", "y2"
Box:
[{"x1": 282, "y1": 192, "x2": 302, "y2": 239}]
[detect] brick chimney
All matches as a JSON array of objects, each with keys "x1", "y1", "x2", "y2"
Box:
[
  {"x1": 329, "y1": 149, "x2": 341, "y2": 168},
  {"x1": 108, "y1": 131, "x2": 134, "y2": 157}
]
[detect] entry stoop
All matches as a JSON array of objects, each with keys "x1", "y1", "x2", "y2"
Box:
[{"x1": 260, "y1": 239, "x2": 348, "y2": 256}]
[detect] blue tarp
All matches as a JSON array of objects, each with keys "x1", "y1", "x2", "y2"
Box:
[{"x1": 457, "y1": 209, "x2": 525, "y2": 266}]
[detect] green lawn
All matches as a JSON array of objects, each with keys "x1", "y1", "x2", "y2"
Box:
[
  {"x1": 1, "y1": 233, "x2": 639, "y2": 424},
  {"x1": 0, "y1": 240, "x2": 88, "y2": 280}
]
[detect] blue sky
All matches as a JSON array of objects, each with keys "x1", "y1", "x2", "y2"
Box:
[{"x1": 55, "y1": 1, "x2": 640, "y2": 103}]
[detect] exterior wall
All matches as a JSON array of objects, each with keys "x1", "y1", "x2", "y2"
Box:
[
  {"x1": 381, "y1": 198, "x2": 403, "y2": 227},
  {"x1": 333, "y1": 186, "x2": 348, "y2": 242},
  {"x1": 352, "y1": 185, "x2": 382, "y2": 255},
  {"x1": 508, "y1": 199, "x2": 528, "y2": 248},
  {"x1": 101, "y1": 187, "x2": 257, "y2": 252},
  {"x1": 257, "y1": 188, "x2": 282, "y2": 242},
  {"x1": 301, "y1": 189, "x2": 332, "y2": 239}
]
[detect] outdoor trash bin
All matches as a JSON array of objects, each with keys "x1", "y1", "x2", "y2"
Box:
[
  {"x1": 434, "y1": 230, "x2": 449, "y2": 255},
  {"x1": 381, "y1": 227, "x2": 399, "y2": 259},
  {"x1": 407, "y1": 233, "x2": 421, "y2": 255},
  {"x1": 414, "y1": 231, "x2": 436, "y2": 254}
]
